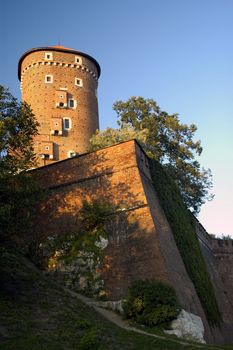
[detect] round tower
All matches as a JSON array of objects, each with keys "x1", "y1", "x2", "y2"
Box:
[{"x1": 18, "y1": 45, "x2": 101, "y2": 167}]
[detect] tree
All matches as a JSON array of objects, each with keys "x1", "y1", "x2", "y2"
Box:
[
  {"x1": 89, "y1": 126, "x2": 149, "y2": 151},
  {"x1": 0, "y1": 86, "x2": 41, "y2": 241},
  {"x1": 0, "y1": 85, "x2": 39, "y2": 176},
  {"x1": 90, "y1": 97, "x2": 213, "y2": 213}
]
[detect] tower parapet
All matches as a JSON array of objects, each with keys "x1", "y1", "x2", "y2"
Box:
[{"x1": 18, "y1": 45, "x2": 101, "y2": 166}]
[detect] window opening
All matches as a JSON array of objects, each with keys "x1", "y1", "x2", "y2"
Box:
[
  {"x1": 75, "y1": 78, "x2": 83, "y2": 87},
  {"x1": 63, "y1": 118, "x2": 71, "y2": 130},
  {"x1": 45, "y1": 75, "x2": 53, "y2": 83}
]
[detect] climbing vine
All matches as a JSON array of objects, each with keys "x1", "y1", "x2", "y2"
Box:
[
  {"x1": 33, "y1": 201, "x2": 113, "y2": 297},
  {"x1": 149, "y1": 159, "x2": 221, "y2": 326}
]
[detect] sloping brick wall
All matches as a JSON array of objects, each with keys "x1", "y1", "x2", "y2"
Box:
[{"x1": 32, "y1": 139, "x2": 233, "y2": 344}]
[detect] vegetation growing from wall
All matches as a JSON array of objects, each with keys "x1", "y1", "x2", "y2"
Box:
[
  {"x1": 2, "y1": 246, "x2": 226, "y2": 350},
  {"x1": 149, "y1": 159, "x2": 221, "y2": 326},
  {"x1": 32, "y1": 201, "x2": 113, "y2": 297},
  {"x1": 123, "y1": 279, "x2": 180, "y2": 328}
]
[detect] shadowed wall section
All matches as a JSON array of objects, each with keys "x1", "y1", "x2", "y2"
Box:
[{"x1": 32, "y1": 139, "x2": 233, "y2": 344}]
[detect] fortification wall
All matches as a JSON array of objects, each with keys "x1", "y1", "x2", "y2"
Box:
[
  {"x1": 32, "y1": 139, "x2": 233, "y2": 343},
  {"x1": 195, "y1": 219, "x2": 233, "y2": 343},
  {"x1": 33, "y1": 141, "x2": 170, "y2": 297}
]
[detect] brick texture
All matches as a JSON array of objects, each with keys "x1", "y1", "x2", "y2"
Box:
[
  {"x1": 19, "y1": 46, "x2": 100, "y2": 166},
  {"x1": 31, "y1": 139, "x2": 233, "y2": 343}
]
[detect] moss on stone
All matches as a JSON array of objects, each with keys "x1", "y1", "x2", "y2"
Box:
[{"x1": 149, "y1": 159, "x2": 221, "y2": 326}]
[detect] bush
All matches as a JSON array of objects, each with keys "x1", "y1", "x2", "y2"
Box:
[
  {"x1": 123, "y1": 279, "x2": 180, "y2": 328},
  {"x1": 79, "y1": 328, "x2": 104, "y2": 350}
]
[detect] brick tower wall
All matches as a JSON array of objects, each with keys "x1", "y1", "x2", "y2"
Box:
[{"x1": 19, "y1": 47, "x2": 100, "y2": 166}]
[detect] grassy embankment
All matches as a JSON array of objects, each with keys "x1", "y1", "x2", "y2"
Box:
[{"x1": 1, "y1": 246, "x2": 232, "y2": 350}]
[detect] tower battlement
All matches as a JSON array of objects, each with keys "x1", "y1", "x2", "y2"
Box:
[{"x1": 18, "y1": 45, "x2": 100, "y2": 167}]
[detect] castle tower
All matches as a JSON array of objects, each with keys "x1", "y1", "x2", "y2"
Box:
[{"x1": 18, "y1": 45, "x2": 101, "y2": 166}]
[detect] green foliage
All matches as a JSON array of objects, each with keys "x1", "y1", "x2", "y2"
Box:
[
  {"x1": 112, "y1": 96, "x2": 213, "y2": 213},
  {"x1": 123, "y1": 279, "x2": 180, "y2": 328},
  {"x1": 0, "y1": 85, "x2": 38, "y2": 176},
  {"x1": 58, "y1": 200, "x2": 113, "y2": 262},
  {"x1": 0, "y1": 172, "x2": 44, "y2": 242},
  {"x1": 89, "y1": 126, "x2": 148, "y2": 151},
  {"x1": 149, "y1": 159, "x2": 221, "y2": 326},
  {"x1": 31, "y1": 201, "x2": 114, "y2": 297},
  {"x1": 2, "y1": 247, "x2": 224, "y2": 350},
  {"x1": 79, "y1": 328, "x2": 104, "y2": 350},
  {"x1": 0, "y1": 86, "x2": 43, "y2": 243}
]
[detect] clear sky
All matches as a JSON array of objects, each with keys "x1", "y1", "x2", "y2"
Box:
[{"x1": 1, "y1": 0, "x2": 233, "y2": 237}]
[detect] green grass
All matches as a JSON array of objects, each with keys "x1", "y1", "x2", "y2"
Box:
[{"x1": 0, "y1": 246, "x2": 231, "y2": 350}]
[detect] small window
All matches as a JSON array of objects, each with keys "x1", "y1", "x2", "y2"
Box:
[
  {"x1": 45, "y1": 145, "x2": 50, "y2": 151},
  {"x1": 75, "y1": 56, "x2": 82, "y2": 64},
  {"x1": 68, "y1": 99, "x2": 76, "y2": 109},
  {"x1": 68, "y1": 150, "x2": 76, "y2": 158},
  {"x1": 59, "y1": 102, "x2": 64, "y2": 107},
  {"x1": 75, "y1": 78, "x2": 83, "y2": 87},
  {"x1": 45, "y1": 75, "x2": 53, "y2": 83},
  {"x1": 45, "y1": 52, "x2": 53, "y2": 60},
  {"x1": 63, "y1": 118, "x2": 71, "y2": 130}
]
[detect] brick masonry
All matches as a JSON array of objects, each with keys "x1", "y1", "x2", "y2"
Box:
[
  {"x1": 31, "y1": 139, "x2": 233, "y2": 344},
  {"x1": 18, "y1": 46, "x2": 100, "y2": 166}
]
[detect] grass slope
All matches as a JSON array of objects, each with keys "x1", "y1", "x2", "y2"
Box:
[{"x1": 0, "y1": 246, "x2": 231, "y2": 350}]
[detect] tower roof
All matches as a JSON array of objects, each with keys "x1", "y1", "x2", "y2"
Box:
[{"x1": 18, "y1": 45, "x2": 101, "y2": 80}]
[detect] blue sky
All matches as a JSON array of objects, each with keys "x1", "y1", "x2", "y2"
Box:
[{"x1": 1, "y1": 0, "x2": 233, "y2": 236}]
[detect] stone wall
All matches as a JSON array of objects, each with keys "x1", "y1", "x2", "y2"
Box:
[{"x1": 195, "y1": 218, "x2": 233, "y2": 343}]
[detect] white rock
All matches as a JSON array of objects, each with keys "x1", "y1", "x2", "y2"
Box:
[
  {"x1": 96, "y1": 300, "x2": 124, "y2": 314},
  {"x1": 164, "y1": 309, "x2": 206, "y2": 343},
  {"x1": 95, "y1": 236, "x2": 109, "y2": 249}
]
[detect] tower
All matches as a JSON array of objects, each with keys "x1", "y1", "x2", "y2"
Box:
[{"x1": 18, "y1": 45, "x2": 101, "y2": 166}]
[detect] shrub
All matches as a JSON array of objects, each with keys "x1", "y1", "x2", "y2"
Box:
[
  {"x1": 79, "y1": 328, "x2": 104, "y2": 350},
  {"x1": 123, "y1": 279, "x2": 180, "y2": 328}
]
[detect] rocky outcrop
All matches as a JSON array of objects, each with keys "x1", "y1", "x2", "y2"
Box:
[{"x1": 165, "y1": 310, "x2": 205, "y2": 343}]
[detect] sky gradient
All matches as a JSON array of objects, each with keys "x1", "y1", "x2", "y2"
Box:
[{"x1": 1, "y1": 0, "x2": 233, "y2": 237}]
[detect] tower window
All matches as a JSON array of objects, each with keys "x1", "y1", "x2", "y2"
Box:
[
  {"x1": 75, "y1": 56, "x2": 82, "y2": 64},
  {"x1": 45, "y1": 75, "x2": 53, "y2": 83},
  {"x1": 68, "y1": 99, "x2": 76, "y2": 109},
  {"x1": 75, "y1": 78, "x2": 83, "y2": 87},
  {"x1": 63, "y1": 118, "x2": 71, "y2": 130},
  {"x1": 44, "y1": 52, "x2": 53, "y2": 60}
]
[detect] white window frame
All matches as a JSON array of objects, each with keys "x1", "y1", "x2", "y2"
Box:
[
  {"x1": 67, "y1": 150, "x2": 76, "y2": 158},
  {"x1": 63, "y1": 117, "x2": 72, "y2": 130},
  {"x1": 68, "y1": 99, "x2": 76, "y2": 109},
  {"x1": 45, "y1": 75, "x2": 53, "y2": 83},
  {"x1": 75, "y1": 56, "x2": 82, "y2": 64},
  {"x1": 75, "y1": 78, "x2": 83, "y2": 87},
  {"x1": 44, "y1": 52, "x2": 53, "y2": 60}
]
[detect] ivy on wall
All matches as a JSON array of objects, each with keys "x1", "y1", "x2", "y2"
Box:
[
  {"x1": 31, "y1": 201, "x2": 113, "y2": 297},
  {"x1": 149, "y1": 159, "x2": 221, "y2": 326}
]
